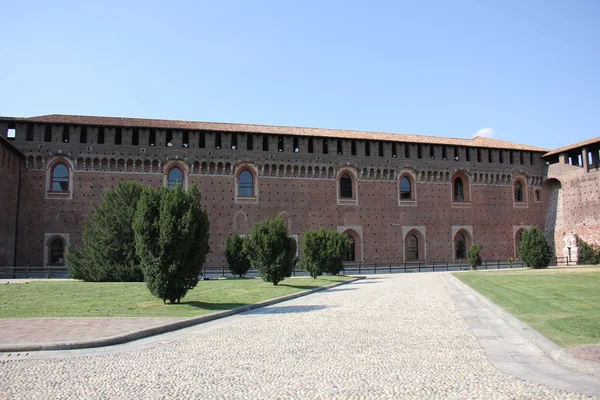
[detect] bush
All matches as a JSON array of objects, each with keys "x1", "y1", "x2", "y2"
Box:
[
  {"x1": 467, "y1": 244, "x2": 483, "y2": 270},
  {"x1": 577, "y1": 238, "x2": 600, "y2": 265},
  {"x1": 224, "y1": 233, "x2": 251, "y2": 277},
  {"x1": 301, "y1": 228, "x2": 350, "y2": 278},
  {"x1": 518, "y1": 226, "x2": 553, "y2": 269},
  {"x1": 66, "y1": 181, "x2": 144, "y2": 282},
  {"x1": 134, "y1": 184, "x2": 210, "y2": 303},
  {"x1": 243, "y1": 216, "x2": 297, "y2": 285}
]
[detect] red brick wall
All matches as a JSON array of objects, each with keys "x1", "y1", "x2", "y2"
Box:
[{"x1": 0, "y1": 137, "x2": 22, "y2": 267}]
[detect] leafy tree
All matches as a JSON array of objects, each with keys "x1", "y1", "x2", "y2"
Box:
[
  {"x1": 66, "y1": 181, "x2": 144, "y2": 282},
  {"x1": 301, "y1": 228, "x2": 350, "y2": 278},
  {"x1": 224, "y1": 233, "x2": 251, "y2": 277},
  {"x1": 518, "y1": 226, "x2": 553, "y2": 269},
  {"x1": 577, "y1": 238, "x2": 600, "y2": 265},
  {"x1": 243, "y1": 216, "x2": 296, "y2": 285},
  {"x1": 134, "y1": 184, "x2": 210, "y2": 303},
  {"x1": 467, "y1": 244, "x2": 483, "y2": 270}
]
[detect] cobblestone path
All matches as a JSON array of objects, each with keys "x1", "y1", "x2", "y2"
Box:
[{"x1": 1, "y1": 274, "x2": 595, "y2": 399}]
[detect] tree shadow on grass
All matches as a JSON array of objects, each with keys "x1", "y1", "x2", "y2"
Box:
[{"x1": 178, "y1": 301, "x2": 248, "y2": 311}]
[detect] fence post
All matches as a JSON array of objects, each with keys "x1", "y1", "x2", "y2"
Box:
[
  {"x1": 418, "y1": 261, "x2": 421, "y2": 272},
  {"x1": 403, "y1": 260, "x2": 406, "y2": 273},
  {"x1": 374, "y1": 262, "x2": 377, "y2": 274},
  {"x1": 358, "y1": 262, "x2": 361, "y2": 274},
  {"x1": 389, "y1": 262, "x2": 392, "y2": 273},
  {"x1": 222, "y1": 265, "x2": 225, "y2": 277}
]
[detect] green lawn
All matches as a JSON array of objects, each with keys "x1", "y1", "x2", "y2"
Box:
[
  {"x1": 0, "y1": 276, "x2": 351, "y2": 319},
  {"x1": 455, "y1": 266, "x2": 600, "y2": 348}
]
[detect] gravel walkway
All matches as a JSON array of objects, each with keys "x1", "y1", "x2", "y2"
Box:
[{"x1": 1, "y1": 273, "x2": 595, "y2": 399}]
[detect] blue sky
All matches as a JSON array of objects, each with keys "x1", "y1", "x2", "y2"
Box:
[{"x1": 1, "y1": 0, "x2": 598, "y2": 149}]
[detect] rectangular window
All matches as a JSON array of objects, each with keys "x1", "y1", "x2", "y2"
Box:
[
  {"x1": 337, "y1": 139, "x2": 343, "y2": 155},
  {"x1": 115, "y1": 128, "x2": 122, "y2": 145},
  {"x1": 322, "y1": 138, "x2": 328, "y2": 154},
  {"x1": 308, "y1": 137, "x2": 314, "y2": 153},
  {"x1": 278, "y1": 137, "x2": 284, "y2": 152},
  {"x1": 442, "y1": 146, "x2": 447, "y2": 160},
  {"x1": 262, "y1": 135, "x2": 269, "y2": 151},
  {"x1": 293, "y1": 137, "x2": 299, "y2": 152},
  {"x1": 44, "y1": 125, "x2": 52, "y2": 142},
  {"x1": 26, "y1": 124, "x2": 34, "y2": 141},
  {"x1": 391, "y1": 143, "x2": 396, "y2": 157},
  {"x1": 417, "y1": 144, "x2": 422, "y2": 159},
  {"x1": 182, "y1": 131, "x2": 189, "y2": 148},
  {"x1": 454, "y1": 146, "x2": 458, "y2": 160},
  {"x1": 530, "y1": 151, "x2": 534, "y2": 165},
  {"x1": 365, "y1": 141, "x2": 370, "y2": 156},
  {"x1": 466, "y1": 147, "x2": 470, "y2": 162},
  {"x1": 132, "y1": 128, "x2": 139, "y2": 146},
  {"x1": 488, "y1": 149, "x2": 493, "y2": 163},
  {"x1": 247, "y1": 133, "x2": 253, "y2": 151},
  {"x1": 80, "y1": 126, "x2": 87, "y2": 144},
  {"x1": 7, "y1": 123, "x2": 16, "y2": 139},
  {"x1": 149, "y1": 129, "x2": 156, "y2": 146},
  {"x1": 199, "y1": 131, "x2": 205, "y2": 148},
  {"x1": 352, "y1": 140, "x2": 357, "y2": 156},
  {"x1": 166, "y1": 130, "x2": 173, "y2": 147},
  {"x1": 62, "y1": 125, "x2": 70, "y2": 143},
  {"x1": 98, "y1": 127, "x2": 105, "y2": 144},
  {"x1": 215, "y1": 132, "x2": 221, "y2": 149},
  {"x1": 477, "y1": 148, "x2": 481, "y2": 162},
  {"x1": 430, "y1": 145, "x2": 435, "y2": 159},
  {"x1": 378, "y1": 142, "x2": 384, "y2": 157},
  {"x1": 499, "y1": 150, "x2": 504, "y2": 163},
  {"x1": 520, "y1": 151, "x2": 524, "y2": 164},
  {"x1": 231, "y1": 132, "x2": 237, "y2": 150},
  {"x1": 404, "y1": 144, "x2": 410, "y2": 158},
  {"x1": 509, "y1": 151, "x2": 514, "y2": 164}
]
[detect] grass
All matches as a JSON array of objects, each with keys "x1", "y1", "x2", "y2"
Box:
[
  {"x1": 0, "y1": 276, "x2": 351, "y2": 319},
  {"x1": 454, "y1": 266, "x2": 600, "y2": 348}
]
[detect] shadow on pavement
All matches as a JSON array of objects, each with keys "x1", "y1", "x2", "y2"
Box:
[{"x1": 255, "y1": 305, "x2": 329, "y2": 314}]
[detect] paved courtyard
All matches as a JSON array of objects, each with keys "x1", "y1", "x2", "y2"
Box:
[{"x1": 1, "y1": 273, "x2": 598, "y2": 399}]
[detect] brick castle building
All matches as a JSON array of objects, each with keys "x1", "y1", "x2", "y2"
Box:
[{"x1": 1, "y1": 114, "x2": 599, "y2": 271}]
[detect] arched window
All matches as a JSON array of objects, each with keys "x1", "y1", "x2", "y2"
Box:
[
  {"x1": 168, "y1": 167, "x2": 183, "y2": 189},
  {"x1": 453, "y1": 178, "x2": 464, "y2": 202},
  {"x1": 535, "y1": 189, "x2": 541, "y2": 202},
  {"x1": 50, "y1": 238, "x2": 65, "y2": 265},
  {"x1": 239, "y1": 170, "x2": 254, "y2": 197},
  {"x1": 455, "y1": 233, "x2": 467, "y2": 259},
  {"x1": 407, "y1": 234, "x2": 419, "y2": 261},
  {"x1": 515, "y1": 181, "x2": 524, "y2": 202},
  {"x1": 400, "y1": 176, "x2": 412, "y2": 200},
  {"x1": 344, "y1": 235, "x2": 356, "y2": 261},
  {"x1": 51, "y1": 164, "x2": 69, "y2": 192},
  {"x1": 340, "y1": 174, "x2": 353, "y2": 198}
]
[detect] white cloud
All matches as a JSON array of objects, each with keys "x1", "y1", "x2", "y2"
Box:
[{"x1": 473, "y1": 127, "x2": 496, "y2": 138}]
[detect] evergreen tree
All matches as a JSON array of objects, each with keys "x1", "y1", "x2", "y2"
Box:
[
  {"x1": 577, "y1": 238, "x2": 600, "y2": 265},
  {"x1": 518, "y1": 226, "x2": 553, "y2": 269},
  {"x1": 467, "y1": 244, "x2": 483, "y2": 270},
  {"x1": 301, "y1": 228, "x2": 350, "y2": 278},
  {"x1": 66, "y1": 181, "x2": 144, "y2": 282},
  {"x1": 243, "y1": 216, "x2": 296, "y2": 285},
  {"x1": 224, "y1": 233, "x2": 251, "y2": 277},
  {"x1": 134, "y1": 184, "x2": 210, "y2": 303}
]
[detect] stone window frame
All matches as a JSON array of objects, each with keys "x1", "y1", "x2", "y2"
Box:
[
  {"x1": 534, "y1": 188, "x2": 542, "y2": 203},
  {"x1": 451, "y1": 171, "x2": 471, "y2": 208},
  {"x1": 44, "y1": 233, "x2": 69, "y2": 266},
  {"x1": 512, "y1": 175, "x2": 528, "y2": 208},
  {"x1": 234, "y1": 162, "x2": 259, "y2": 204},
  {"x1": 336, "y1": 167, "x2": 358, "y2": 206},
  {"x1": 338, "y1": 226, "x2": 363, "y2": 263},
  {"x1": 46, "y1": 157, "x2": 74, "y2": 200},
  {"x1": 452, "y1": 226, "x2": 473, "y2": 261},
  {"x1": 402, "y1": 226, "x2": 426, "y2": 262},
  {"x1": 512, "y1": 225, "x2": 531, "y2": 259},
  {"x1": 163, "y1": 161, "x2": 189, "y2": 190},
  {"x1": 398, "y1": 168, "x2": 417, "y2": 207}
]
